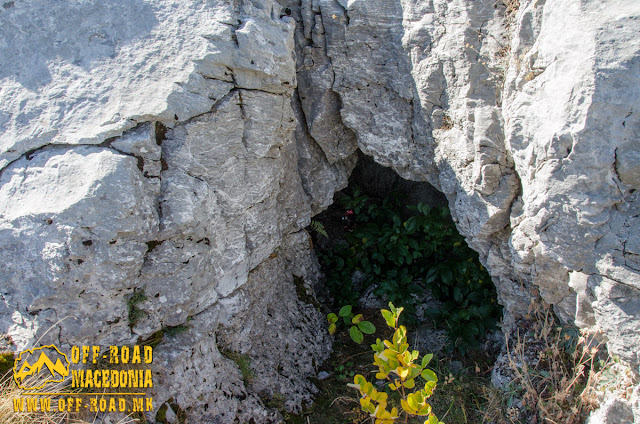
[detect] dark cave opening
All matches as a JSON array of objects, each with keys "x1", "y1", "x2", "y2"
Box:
[
  {"x1": 299, "y1": 152, "x2": 506, "y2": 424},
  {"x1": 309, "y1": 151, "x2": 503, "y2": 354}
]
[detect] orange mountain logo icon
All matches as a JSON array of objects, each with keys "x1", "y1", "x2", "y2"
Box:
[{"x1": 13, "y1": 345, "x2": 70, "y2": 390}]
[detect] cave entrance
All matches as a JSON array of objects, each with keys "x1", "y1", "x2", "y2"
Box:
[{"x1": 310, "y1": 151, "x2": 503, "y2": 354}]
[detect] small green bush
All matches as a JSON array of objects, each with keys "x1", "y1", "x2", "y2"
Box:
[
  {"x1": 327, "y1": 305, "x2": 376, "y2": 344},
  {"x1": 319, "y1": 187, "x2": 502, "y2": 352},
  {"x1": 348, "y1": 303, "x2": 443, "y2": 424}
]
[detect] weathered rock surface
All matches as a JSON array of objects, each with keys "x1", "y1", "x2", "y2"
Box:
[
  {"x1": 1, "y1": 0, "x2": 639, "y2": 421},
  {"x1": 290, "y1": 0, "x2": 639, "y2": 366},
  {"x1": 586, "y1": 398, "x2": 635, "y2": 424},
  {"x1": 504, "y1": 0, "x2": 640, "y2": 364},
  {"x1": 291, "y1": 0, "x2": 640, "y2": 418},
  {"x1": 0, "y1": 0, "x2": 339, "y2": 422}
]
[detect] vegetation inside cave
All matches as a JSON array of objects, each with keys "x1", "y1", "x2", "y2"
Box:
[
  {"x1": 296, "y1": 154, "x2": 505, "y2": 423},
  {"x1": 313, "y1": 153, "x2": 503, "y2": 354},
  {"x1": 293, "y1": 154, "x2": 608, "y2": 424}
]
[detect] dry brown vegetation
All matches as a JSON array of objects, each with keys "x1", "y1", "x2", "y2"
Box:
[
  {"x1": 494, "y1": 300, "x2": 611, "y2": 424},
  {"x1": 0, "y1": 353, "x2": 144, "y2": 424},
  {"x1": 501, "y1": 0, "x2": 521, "y2": 19}
]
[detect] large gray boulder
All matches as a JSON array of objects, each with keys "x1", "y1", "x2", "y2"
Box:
[
  {"x1": 295, "y1": 0, "x2": 640, "y2": 419},
  {"x1": 1, "y1": 0, "x2": 638, "y2": 422},
  {"x1": 0, "y1": 0, "x2": 336, "y2": 422}
]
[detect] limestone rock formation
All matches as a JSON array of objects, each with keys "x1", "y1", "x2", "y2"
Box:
[
  {"x1": 1, "y1": 1, "x2": 338, "y2": 421},
  {"x1": 0, "y1": 0, "x2": 638, "y2": 422}
]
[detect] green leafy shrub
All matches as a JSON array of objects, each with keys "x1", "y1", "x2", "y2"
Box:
[
  {"x1": 319, "y1": 187, "x2": 502, "y2": 352},
  {"x1": 327, "y1": 305, "x2": 376, "y2": 344},
  {"x1": 348, "y1": 303, "x2": 443, "y2": 424}
]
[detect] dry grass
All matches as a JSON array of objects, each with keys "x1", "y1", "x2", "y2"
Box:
[
  {"x1": 0, "y1": 352, "x2": 146, "y2": 424},
  {"x1": 498, "y1": 301, "x2": 606, "y2": 424},
  {"x1": 500, "y1": 0, "x2": 521, "y2": 19},
  {"x1": 481, "y1": 385, "x2": 510, "y2": 424},
  {"x1": 0, "y1": 373, "x2": 78, "y2": 424},
  {"x1": 0, "y1": 372, "x2": 138, "y2": 424},
  {"x1": 78, "y1": 348, "x2": 155, "y2": 424}
]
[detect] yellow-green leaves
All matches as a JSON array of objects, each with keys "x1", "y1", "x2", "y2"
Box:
[
  {"x1": 421, "y1": 369, "x2": 438, "y2": 382},
  {"x1": 402, "y1": 391, "x2": 434, "y2": 416},
  {"x1": 358, "y1": 320, "x2": 376, "y2": 334},
  {"x1": 381, "y1": 303, "x2": 404, "y2": 329},
  {"x1": 421, "y1": 353, "x2": 433, "y2": 368},
  {"x1": 360, "y1": 396, "x2": 375, "y2": 413},
  {"x1": 424, "y1": 413, "x2": 445, "y2": 424},
  {"x1": 381, "y1": 309, "x2": 395, "y2": 328},
  {"x1": 350, "y1": 373, "x2": 398, "y2": 424},
  {"x1": 373, "y1": 405, "x2": 398, "y2": 424},
  {"x1": 393, "y1": 325, "x2": 407, "y2": 345},
  {"x1": 339, "y1": 305, "x2": 352, "y2": 319},
  {"x1": 349, "y1": 303, "x2": 442, "y2": 424},
  {"x1": 397, "y1": 366, "x2": 410, "y2": 379},
  {"x1": 350, "y1": 325, "x2": 364, "y2": 344},
  {"x1": 328, "y1": 305, "x2": 377, "y2": 344},
  {"x1": 327, "y1": 313, "x2": 338, "y2": 335},
  {"x1": 347, "y1": 374, "x2": 367, "y2": 391}
]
